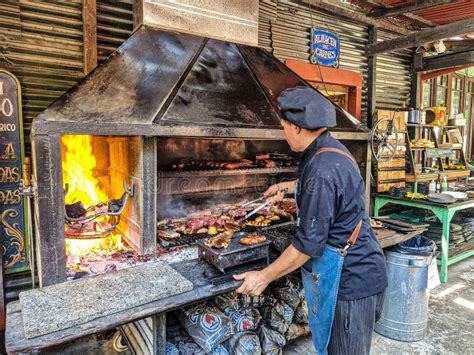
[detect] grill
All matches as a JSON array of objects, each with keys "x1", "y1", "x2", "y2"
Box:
[
  {"x1": 197, "y1": 231, "x2": 271, "y2": 273},
  {"x1": 262, "y1": 222, "x2": 297, "y2": 252},
  {"x1": 30, "y1": 25, "x2": 371, "y2": 287}
]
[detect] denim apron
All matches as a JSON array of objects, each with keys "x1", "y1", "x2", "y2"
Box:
[{"x1": 296, "y1": 147, "x2": 362, "y2": 355}]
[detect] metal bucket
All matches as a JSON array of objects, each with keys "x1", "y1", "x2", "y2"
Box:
[{"x1": 375, "y1": 249, "x2": 432, "y2": 342}]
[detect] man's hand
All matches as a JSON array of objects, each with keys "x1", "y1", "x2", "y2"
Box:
[
  {"x1": 233, "y1": 270, "x2": 270, "y2": 296},
  {"x1": 234, "y1": 246, "x2": 310, "y2": 296},
  {"x1": 263, "y1": 181, "x2": 296, "y2": 204}
]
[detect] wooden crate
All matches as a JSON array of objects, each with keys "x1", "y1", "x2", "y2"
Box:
[
  {"x1": 376, "y1": 170, "x2": 405, "y2": 181},
  {"x1": 377, "y1": 181, "x2": 406, "y2": 193},
  {"x1": 377, "y1": 158, "x2": 406, "y2": 169}
]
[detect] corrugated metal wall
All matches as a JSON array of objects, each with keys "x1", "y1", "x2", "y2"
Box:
[
  {"x1": 258, "y1": 0, "x2": 276, "y2": 52},
  {"x1": 258, "y1": 0, "x2": 370, "y2": 120},
  {"x1": 97, "y1": 0, "x2": 134, "y2": 63},
  {"x1": 0, "y1": 1, "x2": 84, "y2": 146},
  {"x1": 376, "y1": 30, "x2": 412, "y2": 109},
  {"x1": 0, "y1": 1, "x2": 135, "y2": 148}
]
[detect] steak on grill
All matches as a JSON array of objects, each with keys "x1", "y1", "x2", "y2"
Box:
[
  {"x1": 204, "y1": 230, "x2": 234, "y2": 249},
  {"x1": 240, "y1": 234, "x2": 267, "y2": 246}
]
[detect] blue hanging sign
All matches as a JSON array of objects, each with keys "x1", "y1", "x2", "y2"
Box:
[
  {"x1": 0, "y1": 70, "x2": 29, "y2": 274},
  {"x1": 310, "y1": 29, "x2": 340, "y2": 68}
]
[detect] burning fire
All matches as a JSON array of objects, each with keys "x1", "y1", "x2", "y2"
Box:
[
  {"x1": 62, "y1": 135, "x2": 130, "y2": 274},
  {"x1": 66, "y1": 232, "x2": 127, "y2": 266},
  {"x1": 62, "y1": 135, "x2": 108, "y2": 206}
]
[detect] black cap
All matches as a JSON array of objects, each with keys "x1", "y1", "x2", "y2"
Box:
[{"x1": 277, "y1": 86, "x2": 337, "y2": 129}]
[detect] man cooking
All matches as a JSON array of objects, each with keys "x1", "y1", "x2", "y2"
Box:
[{"x1": 233, "y1": 86, "x2": 388, "y2": 355}]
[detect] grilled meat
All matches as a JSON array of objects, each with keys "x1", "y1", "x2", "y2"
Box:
[
  {"x1": 276, "y1": 200, "x2": 297, "y2": 214},
  {"x1": 270, "y1": 207, "x2": 294, "y2": 221},
  {"x1": 156, "y1": 198, "x2": 297, "y2": 242},
  {"x1": 224, "y1": 220, "x2": 246, "y2": 231},
  {"x1": 240, "y1": 234, "x2": 267, "y2": 246},
  {"x1": 171, "y1": 158, "x2": 256, "y2": 171},
  {"x1": 229, "y1": 208, "x2": 248, "y2": 217},
  {"x1": 204, "y1": 230, "x2": 234, "y2": 249},
  {"x1": 158, "y1": 229, "x2": 181, "y2": 240},
  {"x1": 256, "y1": 208, "x2": 272, "y2": 216},
  {"x1": 256, "y1": 159, "x2": 277, "y2": 168}
]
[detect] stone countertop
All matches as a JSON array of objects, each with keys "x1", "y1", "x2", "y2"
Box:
[
  {"x1": 20, "y1": 261, "x2": 194, "y2": 339},
  {"x1": 5, "y1": 258, "x2": 265, "y2": 353}
]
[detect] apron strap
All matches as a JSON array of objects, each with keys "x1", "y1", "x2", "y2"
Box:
[
  {"x1": 314, "y1": 147, "x2": 358, "y2": 167},
  {"x1": 314, "y1": 147, "x2": 362, "y2": 256}
]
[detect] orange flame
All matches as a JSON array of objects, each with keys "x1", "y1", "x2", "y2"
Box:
[{"x1": 62, "y1": 135, "x2": 108, "y2": 206}]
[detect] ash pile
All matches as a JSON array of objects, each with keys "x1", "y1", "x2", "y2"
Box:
[{"x1": 166, "y1": 276, "x2": 309, "y2": 355}]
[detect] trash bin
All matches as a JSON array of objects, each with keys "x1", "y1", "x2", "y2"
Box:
[{"x1": 375, "y1": 236, "x2": 436, "y2": 342}]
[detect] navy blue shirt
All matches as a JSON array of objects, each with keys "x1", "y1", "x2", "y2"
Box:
[{"x1": 293, "y1": 132, "x2": 388, "y2": 301}]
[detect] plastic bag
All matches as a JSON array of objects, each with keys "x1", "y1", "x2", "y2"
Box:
[
  {"x1": 165, "y1": 341, "x2": 180, "y2": 355},
  {"x1": 224, "y1": 307, "x2": 262, "y2": 332},
  {"x1": 177, "y1": 341, "x2": 206, "y2": 355},
  {"x1": 210, "y1": 345, "x2": 230, "y2": 355},
  {"x1": 179, "y1": 303, "x2": 234, "y2": 353},
  {"x1": 285, "y1": 323, "x2": 311, "y2": 342},
  {"x1": 216, "y1": 291, "x2": 276, "y2": 311},
  {"x1": 293, "y1": 298, "x2": 308, "y2": 324},
  {"x1": 257, "y1": 325, "x2": 286, "y2": 355},
  {"x1": 272, "y1": 276, "x2": 304, "y2": 310},
  {"x1": 239, "y1": 292, "x2": 277, "y2": 309},
  {"x1": 392, "y1": 235, "x2": 435, "y2": 256},
  {"x1": 225, "y1": 331, "x2": 262, "y2": 355},
  {"x1": 261, "y1": 301, "x2": 294, "y2": 335},
  {"x1": 215, "y1": 293, "x2": 239, "y2": 314}
]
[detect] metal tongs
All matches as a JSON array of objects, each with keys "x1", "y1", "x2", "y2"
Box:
[{"x1": 238, "y1": 187, "x2": 288, "y2": 221}]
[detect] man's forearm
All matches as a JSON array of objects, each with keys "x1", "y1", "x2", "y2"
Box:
[{"x1": 260, "y1": 245, "x2": 310, "y2": 282}]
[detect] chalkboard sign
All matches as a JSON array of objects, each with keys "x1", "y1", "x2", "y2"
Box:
[{"x1": 0, "y1": 70, "x2": 29, "y2": 273}]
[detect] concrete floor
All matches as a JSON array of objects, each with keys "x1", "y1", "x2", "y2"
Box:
[{"x1": 284, "y1": 257, "x2": 474, "y2": 354}]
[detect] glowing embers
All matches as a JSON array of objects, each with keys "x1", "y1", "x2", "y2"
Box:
[{"x1": 66, "y1": 231, "x2": 135, "y2": 279}]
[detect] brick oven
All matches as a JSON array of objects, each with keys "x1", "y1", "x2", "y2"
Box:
[{"x1": 30, "y1": 25, "x2": 371, "y2": 287}]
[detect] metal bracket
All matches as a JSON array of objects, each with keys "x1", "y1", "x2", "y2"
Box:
[{"x1": 64, "y1": 180, "x2": 134, "y2": 223}]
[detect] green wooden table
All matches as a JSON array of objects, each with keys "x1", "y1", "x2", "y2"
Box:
[{"x1": 373, "y1": 194, "x2": 474, "y2": 283}]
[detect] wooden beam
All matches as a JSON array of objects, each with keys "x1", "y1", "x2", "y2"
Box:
[
  {"x1": 443, "y1": 39, "x2": 474, "y2": 48},
  {"x1": 357, "y1": 0, "x2": 437, "y2": 28},
  {"x1": 82, "y1": 0, "x2": 97, "y2": 75},
  {"x1": 416, "y1": 50, "x2": 474, "y2": 72},
  {"x1": 368, "y1": 0, "x2": 455, "y2": 19},
  {"x1": 367, "y1": 18, "x2": 474, "y2": 56},
  {"x1": 290, "y1": 0, "x2": 410, "y2": 35},
  {"x1": 411, "y1": 70, "x2": 421, "y2": 109},
  {"x1": 367, "y1": 25, "x2": 377, "y2": 128},
  {"x1": 403, "y1": 13, "x2": 436, "y2": 28},
  {"x1": 420, "y1": 64, "x2": 472, "y2": 80}
]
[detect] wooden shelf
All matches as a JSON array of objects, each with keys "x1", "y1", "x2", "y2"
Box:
[
  {"x1": 406, "y1": 170, "x2": 470, "y2": 183},
  {"x1": 407, "y1": 124, "x2": 458, "y2": 128}
]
